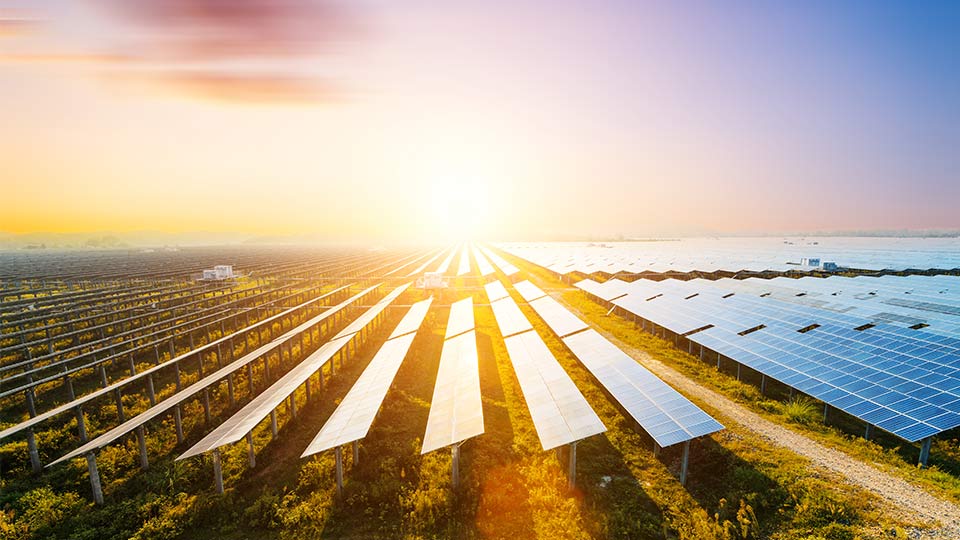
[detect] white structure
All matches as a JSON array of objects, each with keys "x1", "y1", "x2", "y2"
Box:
[
  {"x1": 417, "y1": 271, "x2": 448, "y2": 290},
  {"x1": 200, "y1": 265, "x2": 235, "y2": 281}
]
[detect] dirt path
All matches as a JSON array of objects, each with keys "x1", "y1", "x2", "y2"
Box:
[{"x1": 555, "y1": 292, "x2": 960, "y2": 539}]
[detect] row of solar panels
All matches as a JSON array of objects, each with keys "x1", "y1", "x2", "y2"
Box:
[
  {"x1": 510, "y1": 279, "x2": 724, "y2": 449},
  {"x1": 498, "y1": 238, "x2": 960, "y2": 274},
  {"x1": 576, "y1": 275, "x2": 960, "y2": 442},
  {"x1": 484, "y1": 281, "x2": 605, "y2": 450},
  {"x1": 49, "y1": 282, "x2": 390, "y2": 467}
]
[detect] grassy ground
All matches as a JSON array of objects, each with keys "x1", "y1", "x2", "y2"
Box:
[{"x1": 0, "y1": 260, "x2": 935, "y2": 540}]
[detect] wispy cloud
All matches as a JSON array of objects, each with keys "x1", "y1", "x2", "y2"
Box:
[
  {"x1": 151, "y1": 70, "x2": 339, "y2": 104},
  {"x1": 103, "y1": 0, "x2": 352, "y2": 60},
  {"x1": 1, "y1": 1, "x2": 358, "y2": 104},
  {"x1": 0, "y1": 16, "x2": 35, "y2": 37}
]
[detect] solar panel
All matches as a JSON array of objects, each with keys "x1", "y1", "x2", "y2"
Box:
[
  {"x1": 484, "y1": 281, "x2": 510, "y2": 302},
  {"x1": 436, "y1": 247, "x2": 457, "y2": 274},
  {"x1": 390, "y1": 297, "x2": 433, "y2": 339},
  {"x1": 529, "y1": 296, "x2": 589, "y2": 338},
  {"x1": 301, "y1": 334, "x2": 416, "y2": 456},
  {"x1": 406, "y1": 249, "x2": 445, "y2": 277},
  {"x1": 563, "y1": 330, "x2": 723, "y2": 447},
  {"x1": 457, "y1": 245, "x2": 472, "y2": 276},
  {"x1": 515, "y1": 280, "x2": 547, "y2": 302},
  {"x1": 575, "y1": 278, "x2": 632, "y2": 302},
  {"x1": 301, "y1": 296, "x2": 429, "y2": 458},
  {"x1": 504, "y1": 331, "x2": 605, "y2": 450},
  {"x1": 489, "y1": 297, "x2": 534, "y2": 338},
  {"x1": 480, "y1": 246, "x2": 519, "y2": 277},
  {"x1": 422, "y1": 330, "x2": 484, "y2": 453},
  {"x1": 445, "y1": 297, "x2": 475, "y2": 339},
  {"x1": 48, "y1": 283, "x2": 382, "y2": 467}
]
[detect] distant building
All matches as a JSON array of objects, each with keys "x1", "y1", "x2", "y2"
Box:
[
  {"x1": 417, "y1": 271, "x2": 448, "y2": 289},
  {"x1": 200, "y1": 265, "x2": 235, "y2": 281}
]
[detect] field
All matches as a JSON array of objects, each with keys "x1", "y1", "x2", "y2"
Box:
[{"x1": 0, "y1": 245, "x2": 955, "y2": 539}]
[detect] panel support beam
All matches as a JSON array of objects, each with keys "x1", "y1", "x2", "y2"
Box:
[
  {"x1": 136, "y1": 426, "x2": 149, "y2": 470},
  {"x1": 27, "y1": 430, "x2": 42, "y2": 473},
  {"x1": 86, "y1": 452, "x2": 104, "y2": 505},
  {"x1": 568, "y1": 441, "x2": 577, "y2": 490},
  {"x1": 919, "y1": 437, "x2": 933, "y2": 468},
  {"x1": 335, "y1": 446, "x2": 344, "y2": 498},
  {"x1": 212, "y1": 449, "x2": 224, "y2": 494},
  {"x1": 452, "y1": 444, "x2": 461, "y2": 489},
  {"x1": 246, "y1": 433, "x2": 256, "y2": 468}
]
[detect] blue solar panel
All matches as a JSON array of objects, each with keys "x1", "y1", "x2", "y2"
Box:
[{"x1": 609, "y1": 275, "x2": 960, "y2": 442}]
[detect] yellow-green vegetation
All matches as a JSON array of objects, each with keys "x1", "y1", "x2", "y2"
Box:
[{"x1": 0, "y1": 263, "x2": 934, "y2": 540}]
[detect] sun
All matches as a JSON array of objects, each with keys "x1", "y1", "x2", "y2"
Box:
[{"x1": 427, "y1": 176, "x2": 492, "y2": 240}]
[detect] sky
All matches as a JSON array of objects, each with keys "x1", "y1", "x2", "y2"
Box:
[{"x1": 1, "y1": 0, "x2": 958, "y2": 241}]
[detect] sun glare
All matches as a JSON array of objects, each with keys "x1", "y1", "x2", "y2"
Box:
[{"x1": 427, "y1": 176, "x2": 492, "y2": 239}]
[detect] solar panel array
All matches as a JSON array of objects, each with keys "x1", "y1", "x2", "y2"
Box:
[
  {"x1": 422, "y1": 297, "x2": 483, "y2": 454},
  {"x1": 484, "y1": 283, "x2": 604, "y2": 450},
  {"x1": 513, "y1": 280, "x2": 723, "y2": 448},
  {"x1": 0, "y1": 284, "x2": 352, "y2": 441},
  {"x1": 48, "y1": 283, "x2": 385, "y2": 467},
  {"x1": 179, "y1": 284, "x2": 412, "y2": 460},
  {"x1": 575, "y1": 274, "x2": 960, "y2": 442},
  {"x1": 499, "y1": 237, "x2": 960, "y2": 275},
  {"x1": 302, "y1": 297, "x2": 433, "y2": 456}
]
